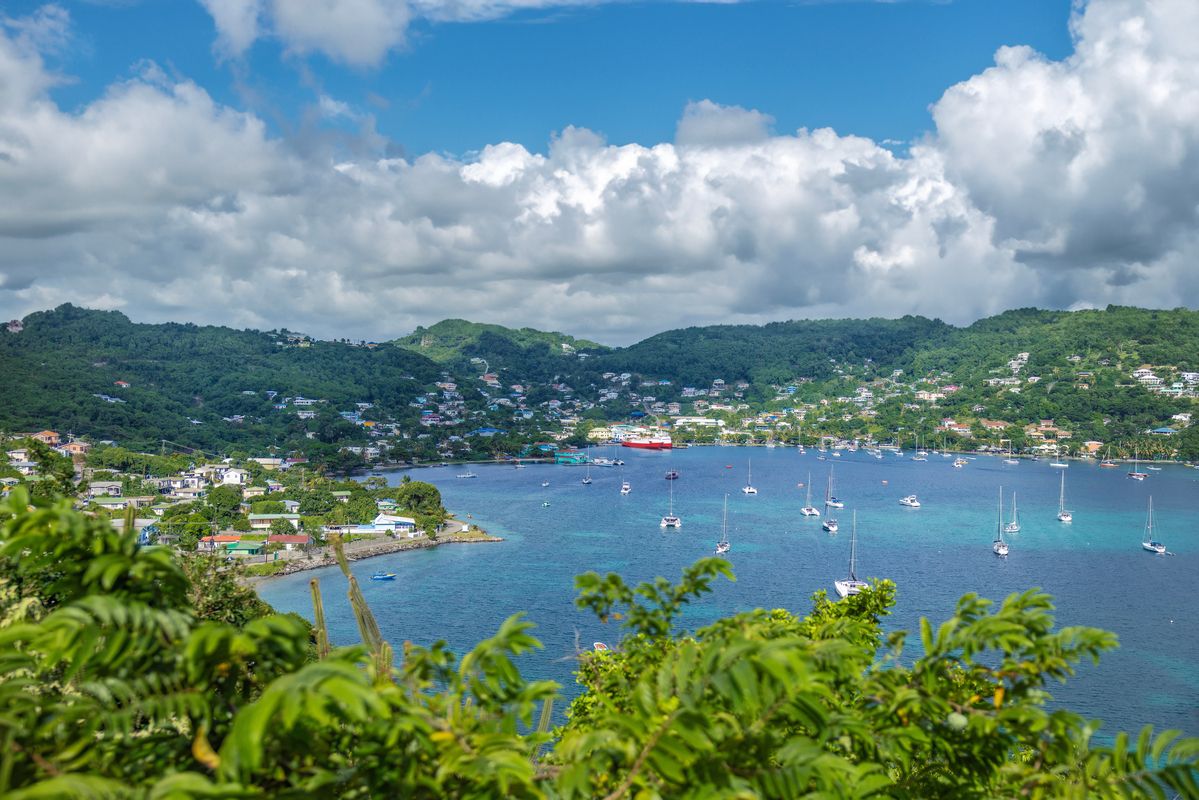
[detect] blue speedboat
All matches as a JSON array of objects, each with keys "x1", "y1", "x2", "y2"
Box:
[{"x1": 370, "y1": 571, "x2": 396, "y2": 581}]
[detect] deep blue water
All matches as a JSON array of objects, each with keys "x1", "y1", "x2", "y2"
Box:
[{"x1": 259, "y1": 446, "x2": 1199, "y2": 738}]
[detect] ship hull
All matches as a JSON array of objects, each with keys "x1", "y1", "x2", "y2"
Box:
[{"x1": 621, "y1": 440, "x2": 673, "y2": 450}]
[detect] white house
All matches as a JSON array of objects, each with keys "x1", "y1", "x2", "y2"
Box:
[
  {"x1": 87, "y1": 481, "x2": 123, "y2": 498},
  {"x1": 248, "y1": 513, "x2": 301, "y2": 530},
  {"x1": 221, "y1": 468, "x2": 249, "y2": 485},
  {"x1": 371, "y1": 514, "x2": 419, "y2": 537}
]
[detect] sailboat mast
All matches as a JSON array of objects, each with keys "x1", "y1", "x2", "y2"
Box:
[{"x1": 848, "y1": 511, "x2": 857, "y2": 580}]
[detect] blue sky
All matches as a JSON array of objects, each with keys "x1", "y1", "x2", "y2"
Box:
[
  {"x1": 35, "y1": 0, "x2": 1072, "y2": 156},
  {"x1": 2, "y1": 0, "x2": 1196, "y2": 344}
]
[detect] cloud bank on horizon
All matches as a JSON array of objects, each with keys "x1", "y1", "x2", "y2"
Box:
[{"x1": 1, "y1": 0, "x2": 1197, "y2": 345}]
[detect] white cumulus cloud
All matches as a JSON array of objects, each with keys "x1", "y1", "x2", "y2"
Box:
[{"x1": 1, "y1": 0, "x2": 1198, "y2": 344}]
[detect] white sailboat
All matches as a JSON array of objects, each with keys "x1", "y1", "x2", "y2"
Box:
[
  {"x1": 834, "y1": 511, "x2": 868, "y2": 598},
  {"x1": 993, "y1": 488, "x2": 1009, "y2": 557},
  {"x1": 1128, "y1": 448, "x2": 1148, "y2": 481},
  {"x1": 1004, "y1": 491, "x2": 1021, "y2": 533},
  {"x1": 824, "y1": 467, "x2": 844, "y2": 508},
  {"x1": 715, "y1": 495, "x2": 731, "y2": 555},
  {"x1": 822, "y1": 515, "x2": 839, "y2": 533},
  {"x1": 1003, "y1": 439, "x2": 1019, "y2": 465},
  {"x1": 800, "y1": 472, "x2": 820, "y2": 517},
  {"x1": 1056, "y1": 472, "x2": 1072, "y2": 523},
  {"x1": 742, "y1": 459, "x2": 757, "y2": 495},
  {"x1": 660, "y1": 478, "x2": 681, "y2": 528},
  {"x1": 1141, "y1": 496, "x2": 1165, "y2": 554}
]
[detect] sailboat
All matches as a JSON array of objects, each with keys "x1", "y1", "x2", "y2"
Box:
[
  {"x1": 1004, "y1": 491, "x2": 1021, "y2": 533},
  {"x1": 824, "y1": 467, "x2": 844, "y2": 508},
  {"x1": 822, "y1": 514, "x2": 839, "y2": 533},
  {"x1": 581, "y1": 462, "x2": 593, "y2": 485},
  {"x1": 911, "y1": 435, "x2": 927, "y2": 461},
  {"x1": 660, "y1": 478, "x2": 681, "y2": 528},
  {"x1": 742, "y1": 460, "x2": 758, "y2": 495},
  {"x1": 800, "y1": 472, "x2": 820, "y2": 516},
  {"x1": 715, "y1": 495, "x2": 731, "y2": 555},
  {"x1": 1127, "y1": 448, "x2": 1148, "y2": 481},
  {"x1": 1056, "y1": 472, "x2": 1072, "y2": 523},
  {"x1": 834, "y1": 511, "x2": 868, "y2": 598},
  {"x1": 1003, "y1": 440, "x2": 1019, "y2": 465},
  {"x1": 1141, "y1": 496, "x2": 1165, "y2": 554},
  {"x1": 993, "y1": 488, "x2": 1009, "y2": 557},
  {"x1": 1099, "y1": 445, "x2": 1117, "y2": 468}
]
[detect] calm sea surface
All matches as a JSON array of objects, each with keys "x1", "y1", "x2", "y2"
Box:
[{"x1": 259, "y1": 446, "x2": 1199, "y2": 738}]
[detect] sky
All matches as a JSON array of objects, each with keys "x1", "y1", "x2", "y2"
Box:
[{"x1": 0, "y1": 0, "x2": 1197, "y2": 345}]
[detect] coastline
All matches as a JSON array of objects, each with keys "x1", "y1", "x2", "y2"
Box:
[{"x1": 246, "y1": 525, "x2": 503, "y2": 587}]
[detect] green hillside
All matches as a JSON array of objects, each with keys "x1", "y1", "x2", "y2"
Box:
[
  {"x1": 591, "y1": 315, "x2": 955, "y2": 388},
  {"x1": 0, "y1": 304, "x2": 444, "y2": 453},
  {"x1": 394, "y1": 318, "x2": 608, "y2": 380}
]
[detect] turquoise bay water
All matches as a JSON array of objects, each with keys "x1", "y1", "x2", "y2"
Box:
[{"x1": 259, "y1": 446, "x2": 1199, "y2": 737}]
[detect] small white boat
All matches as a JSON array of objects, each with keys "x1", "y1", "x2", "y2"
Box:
[
  {"x1": 822, "y1": 517, "x2": 839, "y2": 533},
  {"x1": 1128, "y1": 448, "x2": 1148, "y2": 481},
  {"x1": 715, "y1": 495, "x2": 731, "y2": 556},
  {"x1": 541, "y1": 501, "x2": 551, "y2": 507},
  {"x1": 1056, "y1": 472, "x2": 1072, "y2": 523},
  {"x1": 1141, "y1": 496, "x2": 1165, "y2": 554},
  {"x1": 953, "y1": 457, "x2": 968, "y2": 468},
  {"x1": 800, "y1": 472, "x2": 820, "y2": 516},
  {"x1": 620, "y1": 480, "x2": 631, "y2": 495},
  {"x1": 457, "y1": 471, "x2": 478, "y2": 479},
  {"x1": 1003, "y1": 441, "x2": 1018, "y2": 465},
  {"x1": 993, "y1": 488, "x2": 1009, "y2": 557},
  {"x1": 1004, "y1": 491, "x2": 1021, "y2": 534},
  {"x1": 899, "y1": 495, "x2": 920, "y2": 508},
  {"x1": 582, "y1": 464, "x2": 593, "y2": 485},
  {"x1": 1050, "y1": 461, "x2": 1069, "y2": 469},
  {"x1": 541, "y1": 480, "x2": 550, "y2": 487},
  {"x1": 824, "y1": 467, "x2": 844, "y2": 508},
  {"x1": 742, "y1": 460, "x2": 758, "y2": 495},
  {"x1": 834, "y1": 511, "x2": 868, "y2": 598},
  {"x1": 660, "y1": 480, "x2": 681, "y2": 528}
]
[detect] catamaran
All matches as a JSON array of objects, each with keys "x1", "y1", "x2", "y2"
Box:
[
  {"x1": 1056, "y1": 472, "x2": 1072, "y2": 523},
  {"x1": 993, "y1": 488, "x2": 1009, "y2": 557},
  {"x1": 800, "y1": 472, "x2": 820, "y2": 517},
  {"x1": 1128, "y1": 448, "x2": 1148, "y2": 481},
  {"x1": 824, "y1": 467, "x2": 844, "y2": 508},
  {"x1": 742, "y1": 459, "x2": 758, "y2": 495},
  {"x1": 660, "y1": 479, "x2": 681, "y2": 529},
  {"x1": 1141, "y1": 496, "x2": 1165, "y2": 554},
  {"x1": 834, "y1": 511, "x2": 868, "y2": 598},
  {"x1": 715, "y1": 495, "x2": 731, "y2": 555},
  {"x1": 1004, "y1": 491, "x2": 1021, "y2": 533}
]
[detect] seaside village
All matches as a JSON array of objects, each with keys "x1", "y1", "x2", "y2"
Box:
[
  {"x1": 0, "y1": 428, "x2": 474, "y2": 574},
  {"x1": 3, "y1": 349, "x2": 1195, "y2": 568}
]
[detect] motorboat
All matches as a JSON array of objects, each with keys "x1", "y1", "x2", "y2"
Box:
[
  {"x1": 370, "y1": 571, "x2": 396, "y2": 581},
  {"x1": 899, "y1": 495, "x2": 920, "y2": 508}
]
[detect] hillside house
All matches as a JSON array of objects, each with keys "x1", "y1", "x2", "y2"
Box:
[
  {"x1": 32, "y1": 430, "x2": 60, "y2": 446},
  {"x1": 248, "y1": 513, "x2": 301, "y2": 531}
]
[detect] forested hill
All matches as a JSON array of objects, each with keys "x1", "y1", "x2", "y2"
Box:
[
  {"x1": 591, "y1": 316, "x2": 955, "y2": 388},
  {"x1": 393, "y1": 318, "x2": 608, "y2": 381},
  {"x1": 0, "y1": 305, "x2": 443, "y2": 452},
  {"x1": 5, "y1": 304, "x2": 1199, "y2": 456}
]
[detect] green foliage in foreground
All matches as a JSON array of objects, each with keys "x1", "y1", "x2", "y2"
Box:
[{"x1": 0, "y1": 488, "x2": 1196, "y2": 798}]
